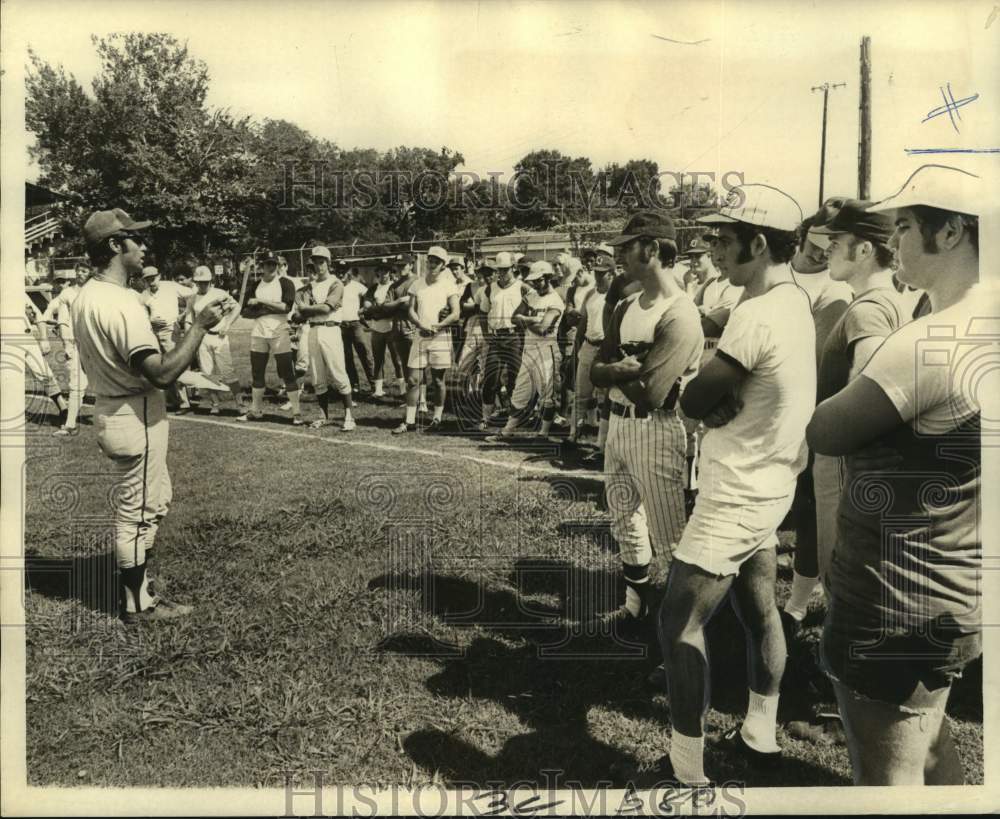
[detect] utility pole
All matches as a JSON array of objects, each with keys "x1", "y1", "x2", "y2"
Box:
[
  {"x1": 858, "y1": 36, "x2": 872, "y2": 199},
  {"x1": 811, "y1": 81, "x2": 846, "y2": 206}
]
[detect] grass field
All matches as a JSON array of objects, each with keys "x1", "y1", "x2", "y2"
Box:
[{"x1": 20, "y1": 325, "x2": 983, "y2": 788}]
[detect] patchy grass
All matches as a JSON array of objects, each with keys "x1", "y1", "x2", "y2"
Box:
[{"x1": 21, "y1": 324, "x2": 982, "y2": 787}]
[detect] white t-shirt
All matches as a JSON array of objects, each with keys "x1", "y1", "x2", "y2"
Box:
[
  {"x1": 525, "y1": 290, "x2": 564, "y2": 346},
  {"x1": 572, "y1": 283, "x2": 594, "y2": 313},
  {"x1": 341, "y1": 280, "x2": 367, "y2": 321},
  {"x1": 144, "y1": 280, "x2": 194, "y2": 325},
  {"x1": 42, "y1": 284, "x2": 81, "y2": 342},
  {"x1": 485, "y1": 279, "x2": 524, "y2": 330},
  {"x1": 251, "y1": 277, "x2": 289, "y2": 339},
  {"x1": 370, "y1": 282, "x2": 394, "y2": 333},
  {"x1": 700, "y1": 280, "x2": 816, "y2": 503},
  {"x1": 411, "y1": 276, "x2": 460, "y2": 333},
  {"x1": 794, "y1": 270, "x2": 853, "y2": 315},
  {"x1": 862, "y1": 284, "x2": 998, "y2": 436},
  {"x1": 71, "y1": 279, "x2": 160, "y2": 397},
  {"x1": 700, "y1": 277, "x2": 744, "y2": 317},
  {"x1": 583, "y1": 288, "x2": 607, "y2": 342}
]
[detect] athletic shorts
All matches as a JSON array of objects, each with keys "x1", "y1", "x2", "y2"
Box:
[
  {"x1": 672, "y1": 492, "x2": 794, "y2": 577},
  {"x1": 250, "y1": 332, "x2": 292, "y2": 355},
  {"x1": 820, "y1": 598, "x2": 982, "y2": 713},
  {"x1": 408, "y1": 333, "x2": 452, "y2": 370}
]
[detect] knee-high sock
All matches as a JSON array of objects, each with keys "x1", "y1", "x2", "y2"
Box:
[
  {"x1": 251, "y1": 387, "x2": 265, "y2": 413},
  {"x1": 286, "y1": 389, "x2": 301, "y2": 415}
]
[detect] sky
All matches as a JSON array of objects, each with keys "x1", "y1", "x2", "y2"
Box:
[{"x1": 8, "y1": 0, "x2": 1000, "y2": 215}]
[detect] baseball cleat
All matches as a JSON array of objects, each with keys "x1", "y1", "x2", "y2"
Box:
[
  {"x1": 121, "y1": 598, "x2": 194, "y2": 626},
  {"x1": 342, "y1": 417, "x2": 357, "y2": 431},
  {"x1": 52, "y1": 425, "x2": 79, "y2": 437},
  {"x1": 309, "y1": 418, "x2": 328, "y2": 429},
  {"x1": 426, "y1": 418, "x2": 442, "y2": 432},
  {"x1": 291, "y1": 415, "x2": 305, "y2": 426},
  {"x1": 477, "y1": 420, "x2": 489, "y2": 432},
  {"x1": 236, "y1": 411, "x2": 264, "y2": 423},
  {"x1": 484, "y1": 431, "x2": 513, "y2": 444},
  {"x1": 552, "y1": 414, "x2": 568, "y2": 427},
  {"x1": 279, "y1": 401, "x2": 293, "y2": 412},
  {"x1": 392, "y1": 422, "x2": 417, "y2": 435},
  {"x1": 209, "y1": 407, "x2": 221, "y2": 416},
  {"x1": 609, "y1": 754, "x2": 713, "y2": 790}
]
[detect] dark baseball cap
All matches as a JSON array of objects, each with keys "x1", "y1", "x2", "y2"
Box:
[
  {"x1": 606, "y1": 211, "x2": 677, "y2": 246},
  {"x1": 258, "y1": 251, "x2": 279, "y2": 265},
  {"x1": 82, "y1": 208, "x2": 152, "y2": 244},
  {"x1": 811, "y1": 198, "x2": 893, "y2": 244}
]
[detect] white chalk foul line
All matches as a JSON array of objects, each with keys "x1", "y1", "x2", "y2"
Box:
[{"x1": 171, "y1": 414, "x2": 604, "y2": 480}]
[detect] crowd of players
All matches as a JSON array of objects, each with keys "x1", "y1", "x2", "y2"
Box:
[{"x1": 26, "y1": 162, "x2": 988, "y2": 788}]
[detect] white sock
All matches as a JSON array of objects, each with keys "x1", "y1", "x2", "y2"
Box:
[
  {"x1": 66, "y1": 392, "x2": 82, "y2": 428},
  {"x1": 669, "y1": 730, "x2": 708, "y2": 786},
  {"x1": 624, "y1": 577, "x2": 649, "y2": 617},
  {"x1": 251, "y1": 387, "x2": 265, "y2": 413},
  {"x1": 405, "y1": 405, "x2": 417, "y2": 425},
  {"x1": 588, "y1": 408, "x2": 599, "y2": 426},
  {"x1": 433, "y1": 404, "x2": 444, "y2": 421},
  {"x1": 540, "y1": 419, "x2": 552, "y2": 436},
  {"x1": 482, "y1": 403, "x2": 493, "y2": 422},
  {"x1": 419, "y1": 384, "x2": 427, "y2": 404},
  {"x1": 344, "y1": 407, "x2": 353, "y2": 421},
  {"x1": 287, "y1": 389, "x2": 301, "y2": 415},
  {"x1": 125, "y1": 572, "x2": 156, "y2": 613},
  {"x1": 374, "y1": 379, "x2": 384, "y2": 394},
  {"x1": 741, "y1": 689, "x2": 781, "y2": 753},
  {"x1": 784, "y1": 571, "x2": 819, "y2": 621},
  {"x1": 178, "y1": 387, "x2": 190, "y2": 408}
]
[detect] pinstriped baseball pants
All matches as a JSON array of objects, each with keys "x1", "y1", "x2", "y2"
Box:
[
  {"x1": 603, "y1": 410, "x2": 687, "y2": 567},
  {"x1": 510, "y1": 342, "x2": 561, "y2": 410}
]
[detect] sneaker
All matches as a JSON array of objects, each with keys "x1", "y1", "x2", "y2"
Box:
[
  {"x1": 392, "y1": 422, "x2": 417, "y2": 435},
  {"x1": 477, "y1": 420, "x2": 489, "y2": 432},
  {"x1": 484, "y1": 431, "x2": 513, "y2": 444},
  {"x1": 236, "y1": 411, "x2": 264, "y2": 423},
  {"x1": 310, "y1": 418, "x2": 328, "y2": 429},
  {"x1": 718, "y1": 727, "x2": 782, "y2": 765},
  {"x1": 610, "y1": 754, "x2": 713, "y2": 790},
  {"x1": 280, "y1": 401, "x2": 293, "y2": 412},
  {"x1": 552, "y1": 414, "x2": 568, "y2": 427},
  {"x1": 581, "y1": 450, "x2": 605, "y2": 469},
  {"x1": 121, "y1": 598, "x2": 194, "y2": 626},
  {"x1": 291, "y1": 415, "x2": 305, "y2": 426},
  {"x1": 342, "y1": 417, "x2": 357, "y2": 432},
  {"x1": 52, "y1": 425, "x2": 79, "y2": 437},
  {"x1": 418, "y1": 401, "x2": 430, "y2": 414},
  {"x1": 426, "y1": 418, "x2": 442, "y2": 433},
  {"x1": 372, "y1": 389, "x2": 385, "y2": 398},
  {"x1": 209, "y1": 407, "x2": 221, "y2": 416},
  {"x1": 173, "y1": 406, "x2": 192, "y2": 415}
]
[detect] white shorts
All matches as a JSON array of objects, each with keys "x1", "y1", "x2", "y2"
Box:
[
  {"x1": 673, "y1": 492, "x2": 794, "y2": 577},
  {"x1": 408, "y1": 332, "x2": 453, "y2": 370},
  {"x1": 250, "y1": 332, "x2": 292, "y2": 355}
]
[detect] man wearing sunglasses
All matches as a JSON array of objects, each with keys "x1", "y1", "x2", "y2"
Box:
[{"x1": 72, "y1": 209, "x2": 229, "y2": 625}]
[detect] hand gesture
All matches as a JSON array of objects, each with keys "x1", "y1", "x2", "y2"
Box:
[
  {"x1": 194, "y1": 296, "x2": 227, "y2": 330},
  {"x1": 150, "y1": 317, "x2": 169, "y2": 332},
  {"x1": 616, "y1": 354, "x2": 644, "y2": 379},
  {"x1": 247, "y1": 297, "x2": 259, "y2": 307}
]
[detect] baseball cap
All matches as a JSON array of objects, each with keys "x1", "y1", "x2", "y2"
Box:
[
  {"x1": 447, "y1": 255, "x2": 465, "y2": 268},
  {"x1": 82, "y1": 208, "x2": 152, "y2": 244},
  {"x1": 593, "y1": 254, "x2": 615, "y2": 273},
  {"x1": 524, "y1": 260, "x2": 556, "y2": 282},
  {"x1": 868, "y1": 164, "x2": 981, "y2": 216},
  {"x1": 53, "y1": 269, "x2": 76, "y2": 281},
  {"x1": 427, "y1": 246, "x2": 449, "y2": 265},
  {"x1": 192, "y1": 265, "x2": 213, "y2": 282},
  {"x1": 685, "y1": 238, "x2": 713, "y2": 256},
  {"x1": 141, "y1": 265, "x2": 160, "y2": 279},
  {"x1": 606, "y1": 211, "x2": 677, "y2": 246},
  {"x1": 259, "y1": 251, "x2": 279, "y2": 266},
  {"x1": 477, "y1": 260, "x2": 496, "y2": 273},
  {"x1": 698, "y1": 184, "x2": 803, "y2": 232},
  {"x1": 495, "y1": 251, "x2": 514, "y2": 269},
  {"x1": 311, "y1": 245, "x2": 332, "y2": 261},
  {"x1": 810, "y1": 199, "x2": 893, "y2": 244}
]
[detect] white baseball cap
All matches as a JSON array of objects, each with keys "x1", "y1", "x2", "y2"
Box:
[
  {"x1": 310, "y1": 245, "x2": 332, "y2": 261},
  {"x1": 698, "y1": 183, "x2": 803, "y2": 232},
  {"x1": 427, "y1": 246, "x2": 449, "y2": 265},
  {"x1": 448, "y1": 255, "x2": 465, "y2": 268},
  {"x1": 868, "y1": 164, "x2": 981, "y2": 216},
  {"x1": 192, "y1": 265, "x2": 213, "y2": 282},
  {"x1": 53, "y1": 269, "x2": 76, "y2": 281},
  {"x1": 141, "y1": 265, "x2": 160, "y2": 279},
  {"x1": 494, "y1": 251, "x2": 514, "y2": 269},
  {"x1": 524, "y1": 260, "x2": 556, "y2": 282}
]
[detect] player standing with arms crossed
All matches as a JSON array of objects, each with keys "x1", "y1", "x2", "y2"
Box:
[
  {"x1": 298, "y1": 246, "x2": 355, "y2": 430},
  {"x1": 393, "y1": 246, "x2": 461, "y2": 434},
  {"x1": 183, "y1": 265, "x2": 244, "y2": 416},
  {"x1": 42, "y1": 265, "x2": 90, "y2": 435},
  {"x1": 72, "y1": 209, "x2": 227, "y2": 623},
  {"x1": 588, "y1": 213, "x2": 703, "y2": 632}
]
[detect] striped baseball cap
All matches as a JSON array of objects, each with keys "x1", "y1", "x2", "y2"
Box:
[
  {"x1": 699, "y1": 184, "x2": 803, "y2": 232},
  {"x1": 868, "y1": 164, "x2": 981, "y2": 216}
]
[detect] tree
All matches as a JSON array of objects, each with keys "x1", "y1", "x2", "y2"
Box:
[
  {"x1": 27, "y1": 33, "x2": 257, "y2": 261},
  {"x1": 508, "y1": 150, "x2": 595, "y2": 230}
]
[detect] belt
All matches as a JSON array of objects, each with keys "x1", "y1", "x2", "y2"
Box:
[
  {"x1": 310, "y1": 320, "x2": 341, "y2": 327},
  {"x1": 609, "y1": 400, "x2": 677, "y2": 420},
  {"x1": 206, "y1": 329, "x2": 220, "y2": 335},
  {"x1": 491, "y1": 327, "x2": 515, "y2": 336},
  {"x1": 583, "y1": 336, "x2": 602, "y2": 346}
]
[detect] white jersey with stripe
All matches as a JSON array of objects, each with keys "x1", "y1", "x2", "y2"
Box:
[{"x1": 609, "y1": 293, "x2": 682, "y2": 406}]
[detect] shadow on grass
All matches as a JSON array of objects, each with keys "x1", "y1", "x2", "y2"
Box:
[
  {"x1": 370, "y1": 563, "x2": 847, "y2": 786},
  {"x1": 24, "y1": 549, "x2": 119, "y2": 617}
]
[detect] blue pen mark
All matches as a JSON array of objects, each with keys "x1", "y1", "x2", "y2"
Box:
[
  {"x1": 921, "y1": 83, "x2": 979, "y2": 133},
  {"x1": 905, "y1": 148, "x2": 1000, "y2": 155}
]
